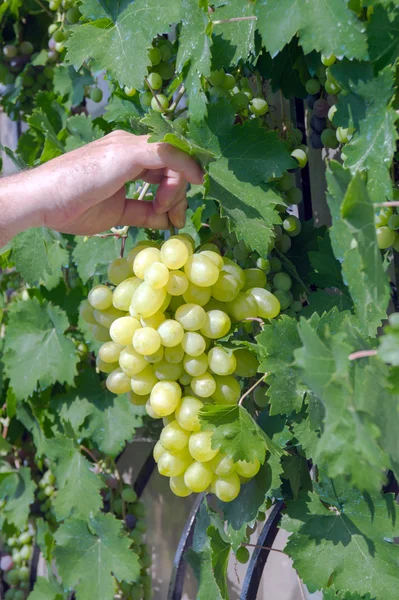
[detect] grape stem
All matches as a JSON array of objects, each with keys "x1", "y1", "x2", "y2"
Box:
[
  {"x1": 120, "y1": 235, "x2": 127, "y2": 258},
  {"x1": 244, "y1": 542, "x2": 285, "y2": 555},
  {"x1": 348, "y1": 349, "x2": 378, "y2": 360},
  {"x1": 238, "y1": 373, "x2": 268, "y2": 406},
  {"x1": 169, "y1": 85, "x2": 186, "y2": 115},
  {"x1": 80, "y1": 445, "x2": 99, "y2": 464},
  {"x1": 243, "y1": 317, "x2": 265, "y2": 327},
  {"x1": 144, "y1": 77, "x2": 168, "y2": 114},
  {"x1": 375, "y1": 201, "x2": 399, "y2": 207},
  {"x1": 138, "y1": 181, "x2": 151, "y2": 200},
  {"x1": 33, "y1": 0, "x2": 53, "y2": 16},
  {"x1": 212, "y1": 16, "x2": 257, "y2": 25}
]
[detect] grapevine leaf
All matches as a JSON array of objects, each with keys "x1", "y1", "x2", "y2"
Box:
[
  {"x1": 255, "y1": 0, "x2": 368, "y2": 60},
  {"x1": 0, "y1": 467, "x2": 36, "y2": 529},
  {"x1": 66, "y1": 0, "x2": 181, "y2": 89},
  {"x1": 211, "y1": 0, "x2": 256, "y2": 69},
  {"x1": 28, "y1": 576, "x2": 66, "y2": 600},
  {"x1": 257, "y1": 38, "x2": 309, "y2": 99},
  {"x1": 368, "y1": 5, "x2": 399, "y2": 72},
  {"x1": 3, "y1": 298, "x2": 79, "y2": 400},
  {"x1": 281, "y1": 453, "x2": 312, "y2": 499},
  {"x1": 256, "y1": 316, "x2": 306, "y2": 415},
  {"x1": 45, "y1": 436, "x2": 104, "y2": 521},
  {"x1": 53, "y1": 65, "x2": 94, "y2": 108},
  {"x1": 103, "y1": 95, "x2": 142, "y2": 124},
  {"x1": 176, "y1": 0, "x2": 211, "y2": 122},
  {"x1": 326, "y1": 162, "x2": 390, "y2": 336},
  {"x1": 186, "y1": 502, "x2": 231, "y2": 600},
  {"x1": 64, "y1": 114, "x2": 104, "y2": 152},
  {"x1": 54, "y1": 514, "x2": 140, "y2": 600},
  {"x1": 16, "y1": 403, "x2": 48, "y2": 456},
  {"x1": 323, "y1": 589, "x2": 373, "y2": 600},
  {"x1": 0, "y1": 143, "x2": 27, "y2": 170},
  {"x1": 379, "y1": 317, "x2": 399, "y2": 365},
  {"x1": 72, "y1": 234, "x2": 134, "y2": 283},
  {"x1": 53, "y1": 371, "x2": 143, "y2": 457},
  {"x1": 36, "y1": 518, "x2": 55, "y2": 565},
  {"x1": 294, "y1": 311, "x2": 399, "y2": 490},
  {"x1": 11, "y1": 228, "x2": 67, "y2": 289},
  {"x1": 282, "y1": 479, "x2": 399, "y2": 599},
  {"x1": 331, "y1": 62, "x2": 397, "y2": 203},
  {"x1": 199, "y1": 404, "x2": 281, "y2": 464},
  {"x1": 220, "y1": 462, "x2": 272, "y2": 550}
]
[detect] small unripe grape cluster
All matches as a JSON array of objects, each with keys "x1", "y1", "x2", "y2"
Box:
[
  {"x1": 82, "y1": 234, "x2": 282, "y2": 501},
  {"x1": 375, "y1": 201, "x2": 399, "y2": 251},
  {"x1": 36, "y1": 470, "x2": 56, "y2": 522},
  {"x1": 207, "y1": 70, "x2": 269, "y2": 118},
  {"x1": 137, "y1": 38, "x2": 177, "y2": 113},
  {"x1": 1, "y1": 525, "x2": 35, "y2": 600}
]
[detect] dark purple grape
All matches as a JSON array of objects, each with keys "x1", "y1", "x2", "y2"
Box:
[
  {"x1": 310, "y1": 115, "x2": 326, "y2": 133},
  {"x1": 306, "y1": 93, "x2": 319, "y2": 109},
  {"x1": 309, "y1": 130, "x2": 323, "y2": 149},
  {"x1": 125, "y1": 514, "x2": 138, "y2": 530},
  {"x1": 313, "y1": 98, "x2": 329, "y2": 118}
]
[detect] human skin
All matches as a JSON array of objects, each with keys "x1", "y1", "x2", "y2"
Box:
[{"x1": 0, "y1": 130, "x2": 204, "y2": 247}]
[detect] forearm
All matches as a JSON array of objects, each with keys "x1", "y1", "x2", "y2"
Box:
[{"x1": 0, "y1": 169, "x2": 44, "y2": 248}]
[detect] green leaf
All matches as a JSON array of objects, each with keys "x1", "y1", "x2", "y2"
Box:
[
  {"x1": 176, "y1": 0, "x2": 211, "y2": 122},
  {"x1": 256, "y1": 38, "x2": 309, "y2": 99},
  {"x1": 220, "y1": 462, "x2": 272, "y2": 550},
  {"x1": 64, "y1": 114, "x2": 104, "y2": 152},
  {"x1": 368, "y1": 5, "x2": 399, "y2": 71},
  {"x1": 281, "y1": 453, "x2": 312, "y2": 499},
  {"x1": 326, "y1": 163, "x2": 390, "y2": 336},
  {"x1": 199, "y1": 404, "x2": 279, "y2": 464},
  {"x1": 36, "y1": 518, "x2": 56, "y2": 565},
  {"x1": 11, "y1": 228, "x2": 67, "y2": 289},
  {"x1": 103, "y1": 95, "x2": 142, "y2": 124},
  {"x1": 53, "y1": 65, "x2": 94, "y2": 107},
  {"x1": 255, "y1": 0, "x2": 368, "y2": 60},
  {"x1": 256, "y1": 315, "x2": 306, "y2": 415},
  {"x1": 379, "y1": 316, "x2": 399, "y2": 365},
  {"x1": 282, "y1": 479, "x2": 399, "y2": 600},
  {"x1": 211, "y1": 0, "x2": 256, "y2": 69},
  {"x1": 186, "y1": 502, "x2": 231, "y2": 600},
  {"x1": 0, "y1": 143, "x2": 27, "y2": 170},
  {"x1": 72, "y1": 234, "x2": 133, "y2": 283},
  {"x1": 331, "y1": 62, "x2": 397, "y2": 203},
  {"x1": 45, "y1": 436, "x2": 104, "y2": 521},
  {"x1": 3, "y1": 298, "x2": 79, "y2": 400},
  {"x1": 54, "y1": 514, "x2": 140, "y2": 600},
  {"x1": 52, "y1": 371, "x2": 143, "y2": 457},
  {"x1": 294, "y1": 311, "x2": 397, "y2": 490},
  {"x1": 28, "y1": 576, "x2": 66, "y2": 600},
  {"x1": 66, "y1": 0, "x2": 181, "y2": 89},
  {"x1": 0, "y1": 467, "x2": 36, "y2": 529}
]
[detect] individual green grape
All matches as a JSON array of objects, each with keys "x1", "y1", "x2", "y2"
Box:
[
  {"x1": 170, "y1": 475, "x2": 192, "y2": 497},
  {"x1": 140, "y1": 91, "x2": 153, "y2": 109},
  {"x1": 20, "y1": 41, "x2": 34, "y2": 55},
  {"x1": 321, "y1": 53, "x2": 336, "y2": 66},
  {"x1": 112, "y1": 278, "x2": 140, "y2": 311},
  {"x1": 184, "y1": 461, "x2": 213, "y2": 492},
  {"x1": 227, "y1": 292, "x2": 258, "y2": 321},
  {"x1": 235, "y1": 457, "x2": 261, "y2": 478},
  {"x1": 214, "y1": 472, "x2": 241, "y2": 502},
  {"x1": 200, "y1": 250, "x2": 224, "y2": 270},
  {"x1": 157, "y1": 60, "x2": 175, "y2": 80},
  {"x1": 133, "y1": 246, "x2": 161, "y2": 278},
  {"x1": 131, "y1": 364, "x2": 158, "y2": 395},
  {"x1": 249, "y1": 98, "x2": 269, "y2": 115},
  {"x1": 175, "y1": 303, "x2": 206, "y2": 331},
  {"x1": 158, "y1": 449, "x2": 192, "y2": 477},
  {"x1": 291, "y1": 148, "x2": 308, "y2": 168},
  {"x1": 164, "y1": 344, "x2": 184, "y2": 364},
  {"x1": 325, "y1": 78, "x2": 341, "y2": 95},
  {"x1": 256, "y1": 257, "x2": 270, "y2": 272},
  {"x1": 19, "y1": 545, "x2": 32, "y2": 561},
  {"x1": 149, "y1": 47, "x2": 162, "y2": 65},
  {"x1": 124, "y1": 86, "x2": 136, "y2": 96},
  {"x1": 161, "y1": 238, "x2": 189, "y2": 269},
  {"x1": 150, "y1": 381, "x2": 182, "y2": 416},
  {"x1": 222, "y1": 73, "x2": 236, "y2": 90},
  {"x1": 99, "y1": 341, "x2": 124, "y2": 364},
  {"x1": 211, "y1": 454, "x2": 235, "y2": 477},
  {"x1": 129, "y1": 390, "x2": 149, "y2": 406},
  {"x1": 208, "y1": 347, "x2": 237, "y2": 376},
  {"x1": 248, "y1": 287, "x2": 280, "y2": 319},
  {"x1": 166, "y1": 271, "x2": 189, "y2": 296},
  {"x1": 234, "y1": 349, "x2": 259, "y2": 378},
  {"x1": 328, "y1": 104, "x2": 337, "y2": 122},
  {"x1": 275, "y1": 234, "x2": 292, "y2": 253},
  {"x1": 66, "y1": 6, "x2": 81, "y2": 23},
  {"x1": 336, "y1": 126, "x2": 354, "y2": 144},
  {"x1": 273, "y1": 290, "x2": 292, "y2": 311},
  {"x1": 305, "y1": 78, "x2": 320, "y2": 95},
  {"x1": 151, "y1": 94, "x2": 169, "y2": 112},
  {"x1": 376, "y1": 226, "x2": 395, "y2": 249},
  {"x1": 388, "y1": 214, "x2": 399, "y2": 230},
  {"x1": 154, "y1": 358, "x2": 182, "y2": 381},
  {"x1": 273, "y1": 272, "x2": 292, "y2": 292},
  {"x1": 131, "y1": 283, "x2": 167, "y2": 319},
  {"x1": 212, "y1": 375, "x2": 241, "y2": 405},
  {"x1": 232, "y1": 91, "x2": 249, "y2": 111},
  {"x1": 208, "y1": 69, "x2": 226, "y2": 86},
  {"x1": 121, "y1": 487, "x2": 137, "y2": 503},
  {"x1": 375, "y1": 206, "x2": 393, "y2": 228},
  {"x1": 181, "y1": 332, "x2": 206, "y2": 357},
  {"x1": 90, "y1": 87, "x2": 103, "y2": 103},
  {"x1": 161, "y1": 420, "x2": 190, "y2": 452},
  {"x1": 93, "y1": 306, "x2": 124, "y2": 329},
  {"x1": 107, "y1": 257, "x2": 132, "y2": 285},
  {"x1": 119, "y1": 346, "x2": 147, "y2": 376},
  {"x1": 276, "y1": 172, "x2": 294, "y2": 192},
  {"x1": 157, "y1": 319, "x2": 184, "y2": 347},
  {"x1": 242, "y1": 269, "x2": 267, "y2": 291},
  {"x1": 153, "y1": 440, "x2": 166, "y2": 462},
  {"x1": 184, "y1": 254, "x2": 220, "y2": 287},
  {"x1": 201, "y1": 310, "x2": 231, "y2": 339},
  {"x1": 183, "y1": 282, "x2": 212, "y2": 306},
  {"x1": 97, "y1": 356, "x2": 119, "y2": 374},
  {"x1": 253, "y1": 385, "x2": 269, "y2": 408},
  {"x1": 183, "y1": 353, "x2": 208, "y2": 377},
  {"x1": 236, "y1": 546, "x2": 250, "y2": 564},
  {"x1": 133, "y1": 327, "x2": 161, "y2": 356},
  {"x1": 211, "y1": 271, "x2": 241, "y2": 302},
  {"x1": 191, "y1": 372, "x2": 216, "y2": 398},
  {"x1": 110, "y1": 316, "x2": 141, "y2": 345},
  {"x1": 283, "y1": 215, "x2": 302, "y2": 236},
  {"x1": 106, "y1": 369, "x2": 132, "y2": 395},
  {"x1": 88, "y1": 285, "x2": 113, "y2": 310},
  {"x1": 321, "y1": 128, "x2": 339, "y2": 149},
  {"x1": 147, "y1": 71, "x2": 163, "y2": 91}
]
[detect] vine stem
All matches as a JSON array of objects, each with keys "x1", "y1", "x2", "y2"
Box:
[
  {"x1": 33, "y1": 0, "x2": 53, "y2": 16},
  {"x1": 243, "y1": 317, "x2": 265, "y2": 327},
  {"x1": 244, "y1": 542, "x2": 286, "y2": 555},
  {"x1": 138, "y1": 181, "x2": 151, "y2": 200},
  {"x1": 238, "y1": 373, "x2": 267, "y2": 406},
  {"x1": 169, "y1": 85, "x2": 186, "y2": 115},
  {"x1": 375, "y1": 201, "x2": 399, "y2": 207},
  {"x1": 80, "y1": 445, "x2": 99, "y2": 464},
  {"x1": 212, "y1": 16, "x2": 257, "y2": 25},
  {"x1": 348, "y1": 349, "x2": 378, "y2": 361},
  {"x1": 120, "y1": 235, "x2": 127, "y2": 258},
  {"x1": 144, "y1": 77, "x2": 168, "y2": 114}
]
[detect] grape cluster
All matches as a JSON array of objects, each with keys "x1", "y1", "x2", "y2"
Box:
[
  {"x1": 375, "y1": 200, "x2": 399, "y2": 251},
  {"x1": 81, "y1": 234, "x2": 282, "y2": 502},
  {"x1": 36, "y1": 469, "x2": 56, "y2": 523},
  {"x1": 0, "y1": 41, "x2": 34, "y2": 87},
  {"x1": 136, "y1": 38, "x2": 177, "y2": 112},
  {"x1": 0, "y1": 524, "x2": 34, "y2": 600}
]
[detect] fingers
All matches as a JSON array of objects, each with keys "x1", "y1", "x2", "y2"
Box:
[
  {"x1": 119, "y1": 198, "x2": 169, "y2": 230},
  {"x1": 153, "y1": 169, "x2": 188, "y2": 215},
  {"x1": 168, "y1": 194, "x2": 188, "y2": 230}
]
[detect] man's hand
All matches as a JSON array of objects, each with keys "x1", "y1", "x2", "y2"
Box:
[{"x1": 0, "y1": 131, "x2": 204, "y2": 245}]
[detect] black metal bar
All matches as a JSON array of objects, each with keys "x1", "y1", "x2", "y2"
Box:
[
  {"x1": 167, "y1": 493, "x2": 205, "y2": 600},
  {"x1": 29, "y1": 543, "x2": 41, "y2": 591},
  {"x1": 133, "y1": 445, "x2": 157, "y2": 499},
  {"x1": 293, "y1": 98, "x2": 313, "y2": 222},
  {"x1": 240, "y1": 500, "x2": 285, "y2": 600}
]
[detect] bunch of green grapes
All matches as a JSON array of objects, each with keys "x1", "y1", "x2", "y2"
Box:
[
  {"x1": 134, "y1": 37, "x2": 177, "y2": 113},
  {"x1": 36, "y1": 469, "x2": 57, "y2": 523},
  {"x1": 374, "y1": 199, "x2": 399, "y2": 251},
  {"x1": 0, "y1": 524, "x2": 35, "y2": 600},
  {"x1": 81, "y1": 234, "x2": 282, "y2": 502},
  {"x1": 207, "y1": 69, "x2": 269, "y2": 118},
  {"x1": 47, "y1": 1, "x2": 81, "y2": 55}
]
